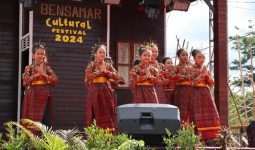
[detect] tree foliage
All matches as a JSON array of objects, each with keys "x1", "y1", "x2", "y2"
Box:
[{"x1": 229, "y1": 20, "x2": 255, "y2": 86}]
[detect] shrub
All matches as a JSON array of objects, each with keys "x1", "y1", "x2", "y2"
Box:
[
  {"x1": 164, "y1": 122, "x2": 204, "y2": 150},
  {"x1": 84, "y1": 120, "x2": 146, "y2": 150}
]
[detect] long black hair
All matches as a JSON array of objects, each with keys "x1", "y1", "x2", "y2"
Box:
[
  {"x1": 176, "y1": 48, "x2": 185, "y2": 57},
  {"x1": 90, "y1": 44, "x2": 106, "y2": 61},
  {"x1": 191, "y1": 49, "x2": 202, "y2": 58}
]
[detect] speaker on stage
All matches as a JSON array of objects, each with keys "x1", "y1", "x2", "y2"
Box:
[{"x1": 117, "y1": 103, "x2": 180, "y2": 146}]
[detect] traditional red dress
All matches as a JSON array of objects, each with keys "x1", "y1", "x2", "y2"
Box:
[
  {"x1": 149, "y1": 60, "x2": 168, "y2": 104},
  {"x1": 22, "y1": 63, "x2": 57, "y2": 134},
  {"x1": 191, "y1": 64, "x2": 221, "y2": 140},
  {"x1": 85, "y1": 60, "x2": 122, "y2": 132},
  {"x1": 130, "y1": 63, "x2": 160, "y2": 103},
  {"x1": 110, "y1": 75, "x2": 125, "y2": 108},
  {"x1": 162, "y1": 65, "x2": 176, "y2": 104},
  {"x1": 172, "y1": 63, "x2": 193, "y2": 124}
]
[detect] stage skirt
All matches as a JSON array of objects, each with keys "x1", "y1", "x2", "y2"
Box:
[
  {"x1": 132, "y1": 85, "x2": 159, "y2": 103},
  {"x1": 112, "y1": 89, "x2": 118, "y2": 108},
  {"x1": 85, "y1": 82, "x2": 116, "y2": 132},
  {"x1": 21, "y1": 85, "x2": 53, "y2": 135},
  {"x1": 191, "y1": 86, "x2": 221, "y2": 140},
  {"x1": 154, "y1": 84, "x2": 168, "y2": 104},
  {"x1": 172, "y1": 85, "x2": 192, "y2": 124},
  {"x1": 165, "y1": 89, "x2": 173, "y2": 104}
]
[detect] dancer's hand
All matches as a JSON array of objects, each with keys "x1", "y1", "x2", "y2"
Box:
[
  {"x1": 146, "y1": 67, "x2": 152, "y2": 79},
  {"x1": 100, "y1": 61, "x2": 106, "y2": 72},
  {"x1": 203, "y1": 66, "x2": 208, "y2": 76},
  {"x1": 155, "y1": 61, "x2": 161, "y2": 73}
]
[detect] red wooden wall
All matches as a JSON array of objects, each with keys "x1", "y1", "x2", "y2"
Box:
[
  {"x1": 214, "y1": 0, "x2": 229, "y2": 126},
  {"x1": 32, "y1": 0, "x2": 107, "y2": 130}
]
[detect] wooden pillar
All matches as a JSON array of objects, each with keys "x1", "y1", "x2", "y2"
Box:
[{"x1": 213, "y1": 0, "x2": 229, "y2": 126}]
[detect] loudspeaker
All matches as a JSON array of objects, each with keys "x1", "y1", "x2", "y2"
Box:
[
  {"x1": 20, "y1": 0, "x2": 38, "y2": 10},
  {"x1": 117, "y1": 103, "x2": 180, "y2": 135}
]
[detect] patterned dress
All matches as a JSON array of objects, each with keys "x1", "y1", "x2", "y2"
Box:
[
  {"x1": 162, "y1": 65, "x2": 176, "y2": 104},
  {"x1": 110, "y1": 75, "x2": 125, "y2": 108},
  {"x1": 172, "y1": 63, "x2": 194, "y2": 124},
  {"x1": 22, "y1": 63, "x2": 57, "y2": 134},
  {"x1": 191, "y1": 64, "x2": 221, "y2": 140},
  {"x1": 149, "y1": 60, "x2": 168, "y2": 104},
  {"x1": 85, "y1": 60, "x2": 123, "y2": 132},
  {"x1": 130, "y1": 63, "x2": 160, "y2": 103}
]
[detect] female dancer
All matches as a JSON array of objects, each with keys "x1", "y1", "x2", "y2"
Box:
[
  {"x1": 130, "y1": 46, "x2": 160, "y2": 103},
  {"x1": 85, "y1": 44, "x2": 124, "y2": 132},
  {"x1": 172, "y1": 49, "x2": 193, "y2": 125},
  {"x1": 22, "y1": 42, "x2": 58, "y2": 134},
  {"x1": 146, "y1": 42, "x2": 167, "y2": 104},
  {"x1": 162, "y1": 57, "x2": 175, "y2": 104},
  {"x1": 191, "y1": 49, "x2": 221, "y2": 144}
]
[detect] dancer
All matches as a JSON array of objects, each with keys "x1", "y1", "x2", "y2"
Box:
[
  {"x1": 130, "y1": 46, "x2": 160, "y2": 103},
  {"x1": 162, "y1": 57, "x2": 175, "y2": 104},
  {"x1": 146, "y1": 42, "x2": 167, "y2": 104},
  {"x1": 191, "y1": 49, "x2": 221, "y2": 143},
  {"x1": 22, "y1": 42, "x2": 58, "y2": 135},
  {"x1": 172, "y1": 48, "x2": 193, "y2": 124},
  {"x1": 85, "y1": 43, "x2": 123, "y2": 133}
]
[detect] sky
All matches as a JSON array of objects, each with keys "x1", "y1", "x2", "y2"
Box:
[{"x1": 166, "y1": 0, "x2": 255, "y2": 78}]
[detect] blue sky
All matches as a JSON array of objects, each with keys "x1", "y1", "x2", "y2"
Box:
[{"x1": 166, "y1": 0, "x2": 255, "y2": 78}]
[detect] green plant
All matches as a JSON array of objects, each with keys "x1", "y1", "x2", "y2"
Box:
[
  {"x1": 56, "y1": 128, "x2": 87, "y2": 150},
  {"x1": 163, "y1": 128, "x2": 178, "y2": 150},
  {"x1": 1, "y1": 122, "x2": 32, "y2": 150},
  {"x1": 164, "y1": 123, "x2": 203, "y2": 150},
  {"x1": 5, "y1": 119, "x2": 70, "y2": 150},
  {"x1": 1, "y1": 119, "x2": 148, "y2": 150},
  {"x1": 216, "y1": 127, "x2": 239, "y2": 150},
  {"x1": 22, "y1": 119, "x2": 70, "y2": 150},
  {"x1": 228, "y1": 20, "x2": 255, "y2": 87},
  {"x1": 0, "y1": 132, "x2": 2, "y2": 146},
  {"x1": 84, "y1": 120, "x2": 146, "y2": 150},
  {"x1": 117, "y1": 139, "x2": 146, "y2": 150}
]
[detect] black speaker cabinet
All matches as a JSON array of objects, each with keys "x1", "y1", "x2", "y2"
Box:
[
  {"x1": 117, "y1": 103, "x2": 180, "y2": 146},
  {"x1": 117, "y1": 103, "x2": 180, "y2": 145}
]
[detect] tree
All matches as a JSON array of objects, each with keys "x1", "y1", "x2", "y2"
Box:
[{"x1": 229, "y1": 20, "x2": 255, "y2": 86}]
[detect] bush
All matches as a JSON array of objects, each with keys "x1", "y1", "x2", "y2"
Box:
[
  {"x1": 0, "y1": 119, "x2": 147, "y2": 150},
  {"x1": 0, "y1": 122, "x2": 32, "y2": 150},
  {"x1": 163, "y1": 123, "x2": 204, "y2": 150},
  {"x1": 84, "y1": 120, "x2": 147, "y2": 150}
]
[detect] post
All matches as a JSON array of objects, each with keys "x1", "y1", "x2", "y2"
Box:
[
  {"x1": 107, "y1": 5, "x2": 110, "y2": 56},
  {"x1": 164, "y1": 7, "x2": 167, "y2": 57},
  {"x1": 213, "y1": 0, "x2": 229, "y2": 126},
  {"x1": 29, "y1": 11, "x2": 33, "y2": 64},
  {"x1": 17, "y1": 2, "x2": 23, "y2": 124}
]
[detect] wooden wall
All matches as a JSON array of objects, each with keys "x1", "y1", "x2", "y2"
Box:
[
  {"x1": 110, "y1": 0, "x2": 165, "y2": 105},
  {"x1": 32, "y1": 0, "x2": 106, "y2": 130},
  {"x1": 214, "y1": 0, "x2": 229, "y2": 126},
  {"x1": 0, "y1": 0, "x2": 19, "y2": 132}
]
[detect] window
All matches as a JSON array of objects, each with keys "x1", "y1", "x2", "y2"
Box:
[{"x1": 116, "y1": 41, "x2": 144, "y2": 89}]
